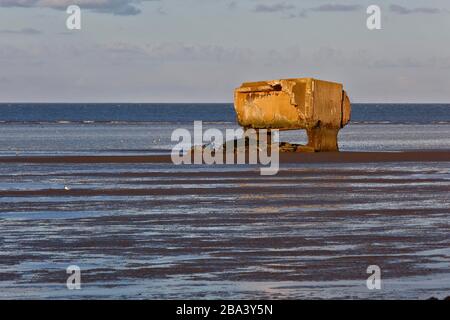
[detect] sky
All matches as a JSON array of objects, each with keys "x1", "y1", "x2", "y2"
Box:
[{"x1": 0, "y1": 0, "x2": 449, "y2": 103}]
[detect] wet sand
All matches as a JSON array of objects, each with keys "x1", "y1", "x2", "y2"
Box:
[
  {"x1": 1, "y1": 150, "x2": 449, "y2": 164},
  {"x1": 0, "y1": 151, "x2": 449, "y2": 299}
]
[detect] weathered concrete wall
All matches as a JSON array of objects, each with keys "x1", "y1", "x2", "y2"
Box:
[{"x1": 234, "y1": 78, "x2": 351, "y2": 152}]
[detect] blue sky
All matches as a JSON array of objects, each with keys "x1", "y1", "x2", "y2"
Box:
[{"x1": 0, "y1": 0, "x2": 449, "y2": 102}]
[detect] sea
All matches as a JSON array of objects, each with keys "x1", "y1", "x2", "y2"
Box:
[
  {"x1": 0, "y1": 103, "x2": 449, "y2": 299},
  {"x1": 0, "y1": 103, "x2": 449, "y2": 155}
]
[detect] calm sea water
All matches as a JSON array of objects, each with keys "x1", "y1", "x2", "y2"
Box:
[
  {"x1": 0, "y1": 103, "x2": 449, "y2": 155},
  {"x1": 0, "y1": 103, "x2": 449, "y2": 124},
  {"x1": 0, "y1": 103, "x2": 449, "y2": 299}
]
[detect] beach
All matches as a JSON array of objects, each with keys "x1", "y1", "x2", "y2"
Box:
[
  {"x1": 0, "y1": 103, "x2": 449, "y2": 299},
  {"x1": 2, "y1": 0, "x2": 450, "y2": 304},
  {"x1": 1, "y1": 150, "x2": 449, "y2": 299}
]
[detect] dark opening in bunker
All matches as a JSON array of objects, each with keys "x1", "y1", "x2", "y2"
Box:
[{"x1": 271, "y1": 84, "x2": 282, "y2": 91}]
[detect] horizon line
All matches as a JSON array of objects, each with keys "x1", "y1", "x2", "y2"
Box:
[{"x1": 1, "y1": 101, "x2": 450, "y2": 105}]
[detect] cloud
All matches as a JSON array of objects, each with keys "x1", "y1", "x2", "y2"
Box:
[
  {"x1": 0, "y1": 27, "x2": 41, "y2": 34},
  {"x1": 254, "y1": 3, "x2": 295, "y2": 13},
  {"x1": 389, "y1": 5, "x2": 441, "y2": 15},
  {"x1": 227, "y1": 1, "x2": 237, "y2": 11},
  {"x1": 0, "y1": 0, "x2": 159, "y2": 16},
  {"x1": 83, "y1": 41, "x2": 254, "y2": 65},
  {"x1": 310, "y1": 4, "x2": 362, "y2": 12},
  {"x1": 142, "y1": 42, "x2": 253, "y2": 63},
  {"x1": 156, "y1": 6, "x2": 166, "y2": 15},
  {"x1": 261, "y1": 3, "x2": 362, "y2": 18}
]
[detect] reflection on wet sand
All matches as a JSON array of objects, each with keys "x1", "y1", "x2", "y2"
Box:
[{"x1": 0, "y1": 157, "x2": 449, "y2": 299}]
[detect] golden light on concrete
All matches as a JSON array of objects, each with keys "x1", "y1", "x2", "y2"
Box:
[{"x1": 234, "y1": 78, "x2": 351, "y2": 151}]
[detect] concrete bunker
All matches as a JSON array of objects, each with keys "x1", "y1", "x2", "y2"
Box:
[{"x1": 234, "y1": 78, "x2": 351, "y2": 152}]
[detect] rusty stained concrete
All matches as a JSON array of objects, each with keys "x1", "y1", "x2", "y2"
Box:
[{"x1": 234, "y1": 78, "x2": 351, "y2": 152}]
